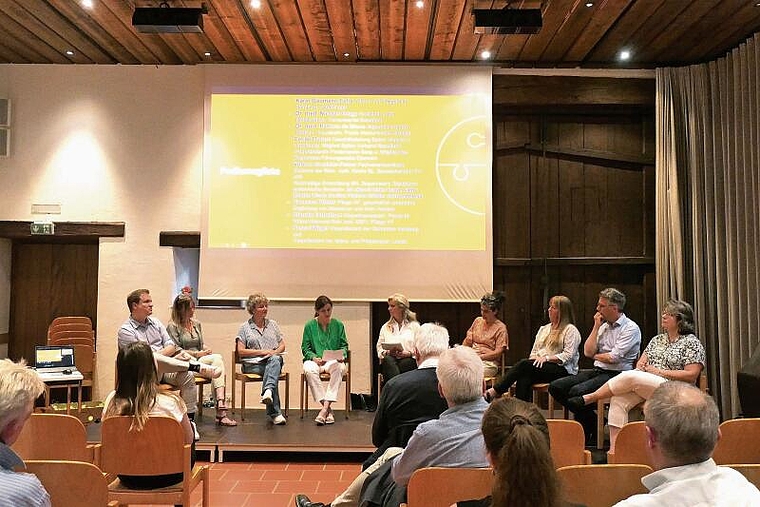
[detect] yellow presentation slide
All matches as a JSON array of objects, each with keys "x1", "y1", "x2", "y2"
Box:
[{"x1": 206, "y1": 93, "x2": 490, "y2": 250}]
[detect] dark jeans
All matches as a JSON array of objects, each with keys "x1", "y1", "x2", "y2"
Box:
[
  {"x1": 493, "y1": 358, "x2": 569, "y2": 401},
  {"x1": 548, "y1": 368, "x2": 620, "y2": 437},
  {"x1": 380, "y1": 355, "x2": 417, "y2": 382}
]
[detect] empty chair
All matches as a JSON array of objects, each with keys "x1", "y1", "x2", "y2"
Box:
[
  {"x1": 712, "y1": 418, "x2": 760, "y2": 464},
  {"x1": 100, "y1": 415, "x2": 209, "y2": 506},
  {"x1": 24, "y1": 460, "x2": 108, "y2": 507},
  {"x1": 483, "y1": 349, "x2": 507, "y2": 390},
  {"x1": 401, "y1": 467, "x2": 493, "y2": 507},
  {"x1": 607, "y1": 421, "x2": 652, "y2": 467},
  {"x1": 557, "y1": 464, "x2": 652, "y2": 507},
  {"x1": 547, "y1": 419, "x2": 592, "y2": 468},
  {"x1": 12, "y1": 413, "x2": 95, "y2": 463}
]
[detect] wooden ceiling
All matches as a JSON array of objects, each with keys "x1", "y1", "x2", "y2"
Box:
[{"x1": 1, "y1": 1, "x2": 759, "y2": 67}]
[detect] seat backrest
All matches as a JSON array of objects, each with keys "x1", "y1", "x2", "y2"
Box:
[
  {"x1": 713, "y1": 418, "x2": 760, "y2": 464},
  {"x1": 557, "y1": 464, "x2": 652, "y2": 507},
  {"x1": 721, "y1": 464, "x2": 760, "y2": 489},
  {"x1": 51, "y1": 316, "x2": 93, "y2": 328},
  {"x1": 48, "y1": 322, "x2": 93, "y2": 335},
  {"x1": 24, "y1": 460, "x2": 108, "y2": 507},
  {"x1": 12, "y1": 413, "x2": 91, "y2": 462},
  {"x1": 405, "y1": 467, "x2": 493, "y2": 507},
  {"x1": 547, "y1": 419, "x2": 590, "y2": 468},
  {"x1": 47, "y1": 329, "x2": 95, "y2": 347},
  {"x1": 48, "y1": 336, "x2": 95, "y2": 347},
  {"x1": 607, "y1": 421, "x2": 652, "y2": 467},
  {"x1": 100, "y1": 416, "x2": 188, "y2": 476},
  {"x1": 71, "y1": 344, "x2": 95, "y2": 377}
]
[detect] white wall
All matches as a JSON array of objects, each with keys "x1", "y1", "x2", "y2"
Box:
[{"x1": 0, "y1": 64, "x2": 370, "y2": 409}]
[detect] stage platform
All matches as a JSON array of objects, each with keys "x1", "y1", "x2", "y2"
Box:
[{"x1": 86, "y1": 408, "x2": 375, "y2": 462}]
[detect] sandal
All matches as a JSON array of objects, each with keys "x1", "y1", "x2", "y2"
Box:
[
  {"x1": 216, "y1": 401, "x2": 238, "y2": 427},
  {"x1": 314, "y1": 415, "x2": 326, "y2": 426}
]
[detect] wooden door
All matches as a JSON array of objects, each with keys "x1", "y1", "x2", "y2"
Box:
[{"x1": 9, "y1": 242, "x2": 98, "y2": 363}]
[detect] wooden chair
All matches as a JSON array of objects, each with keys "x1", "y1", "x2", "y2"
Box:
[
  {"x1": 24, "y1": 460, "x2": 109, "y2": 507},
  {"x1": 100, "y1": 416, "x2": 209, "y2": 506},
  {"x1": 50, "y1": 316, "x2": 93, "y2": 327},
  {"x1": 300, "y1": 351, "x2": 351, "y2": 419},
  {"x1": 12, "y1": 413, "x2": 96, "y2": 463},
  {"x1": 533, "y1": 383, "x2": 567, "y2": 419},
  {"x1": 400, "y1": 467, "x2": 493, "y2": 507},
  {"x1": 557, "y1": 464, "x2": 652, "y2": 507},
  {"x1": 195, "y1": 375, "x2": 212, "y2": 417},
  {"x1": 483, "y1": 348, "x2": 507, "y2": 389},
  {"x1": 712, "y1": 418, "x2": 760, "y2": 464},
  {"x1": 73, "y1": 343, "x2": 95, "y2": 396},
  {"x1": 547, "y1": 419, "x2": 592, "y2": 468},
  {"x1": 607, "y1": 421, "x2": 652, "y2": 467},
  {"x1": 721, "y1": 464, "x2": 760, "y2": 489},
  {"x1": 48, "y1": 322, "x2": 93, "y2": 335},
  {"x1": 48, "y1": 329, "x2": 95, "y2": 347},
  {"x1": 231, "y1": 350, "x2": 290, "y2": 420}
]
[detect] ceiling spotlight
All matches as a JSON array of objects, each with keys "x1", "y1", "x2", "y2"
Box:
[
  {"x1": 204, "y1": 51, "x2": 211, "y2": 56},
  {"x1": 585, "y1": 2, "x2": 594, "y2": 7},
  {"x1": 81, "y1": 0, "x2": 94, "y2": 8},
  {"x1": 619, "y1": 49, "x2": 631, "y2": 61},
  {"x1": 65, "y1": 50, "x2": 74, "y2": 56},
  {"x1": 480, "y1": 50, "x2": 492, "y2": 59},
  {"x1": 415, "y1": 1, "x2": 424, "y2": 8},
  {"x1": 251, "y1": 0, "x2": 261, "y2": 7},
  {"x1": 343, "y1": 52, "x2": 350, "y2": 58}
]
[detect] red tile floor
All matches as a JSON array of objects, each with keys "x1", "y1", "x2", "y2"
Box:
[{"x1": 181, "y1": 459, "x2": 362, "y2": 507}]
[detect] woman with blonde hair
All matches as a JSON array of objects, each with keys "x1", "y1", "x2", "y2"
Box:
[
  {"x1": 102, "y1": 341, "x2": 194, "y2": 489},
  {"x1": 376, "y1": 293, "x2": 420, "y2": 381},
  {"x1": 167, "y1": 293, "x2": 237, "y2": 426},
  {"x1": 485, "y1": 295, "x2": 580, "y2": 402}
]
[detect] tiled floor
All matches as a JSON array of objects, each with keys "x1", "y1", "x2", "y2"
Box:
[{"x1": 182, "y1": 459, "x2": 363, "y2": 507}]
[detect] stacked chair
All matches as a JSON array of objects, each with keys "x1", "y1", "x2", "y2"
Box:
[{"x1": 46, "y1": 316, "x2": 96, "y2": 402}]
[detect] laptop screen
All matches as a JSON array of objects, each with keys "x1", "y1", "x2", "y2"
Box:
[{"x1": 35, "y1": 345, "x2": 75, "y2": 368}]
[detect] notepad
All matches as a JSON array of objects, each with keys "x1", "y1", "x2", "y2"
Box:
[{"x1": 322, "y1": 349, "x2": 344, "y2": 362}]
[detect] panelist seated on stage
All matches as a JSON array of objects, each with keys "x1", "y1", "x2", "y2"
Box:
[
  {"x1": 376, "y1": 293, "x2": 420, "y2": 382},
  {"x1": 366, "y1": 322, "x2": 450, "y2": 469},
  {"x1": 462, "y1": 292, "x2": 509, "y2": 378},
  {"x1": 301, "y1": 295, "x2": 349, "y2": 426},
  {"x1": 103, "y1": 341, "x2": 195, "y2": 490},
  {"x1": 485, "y1": 295, "x2": 581, "y2": 402},
  {"x1": 117, "y1": 288, "x2": 221, "y2": 433},
  {"x1": 235, "y1": 293, "x2": 287, "y2": 426},
  {"x1": 168, "y1": 293, "x2": 237, "y2": 427},
  {"x1": 0, "y1": 359, "x2": 50, "y2": 507}
]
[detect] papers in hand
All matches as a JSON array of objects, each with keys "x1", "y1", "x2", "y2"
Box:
[
  {"x1": 381, "y1": 342, "x2": 403, "y2": 351},
  {"x1": 322, "y1": 349, "x2": 344, "y2": 362},
  {"x1": 242, "y1": 352, "x2": 285, "y2": 364}
]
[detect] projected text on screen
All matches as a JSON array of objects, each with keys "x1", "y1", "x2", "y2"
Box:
[{"x1": 207, "y1": 94, "x2": 489, "y2": 250}]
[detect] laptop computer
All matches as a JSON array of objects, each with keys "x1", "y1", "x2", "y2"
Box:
[{"x1": 34, "y1": 345, "x2": 83, "y2": 382}]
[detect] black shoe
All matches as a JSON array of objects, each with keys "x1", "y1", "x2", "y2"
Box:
[
  {"x1": 566, "y1": 396, "x2": 587, "y2": 412},
  {"x1": 295, "y1": 494, "x2": 329, "y2": 507}
]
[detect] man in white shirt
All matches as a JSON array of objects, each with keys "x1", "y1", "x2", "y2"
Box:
[{"x1": 614, "y1": 381, "x2": 760, "y2": 506}]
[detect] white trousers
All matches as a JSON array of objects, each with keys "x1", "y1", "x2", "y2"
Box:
[
  {"x1": 607, "y1": 370, "x2": 667, "y2": 428},
  {"x1": 197, "y1": 353, "x2": 226, "y2": 390},
  {"x1": 154, "y1": 353, "x2": 198, "y2": 414},
  {"x1": 303, "y1": 360, "x2": 347, "y2": 403}
]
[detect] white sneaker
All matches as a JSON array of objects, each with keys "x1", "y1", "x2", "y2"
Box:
[
  {"x1": 260, "y1": 389, "x2": 273, "y2": 406},
  {"x1": 195, "y1": 363, "x2": 222, "y2": 379},
  {"x1": 191, "y1": 421, "x2": 200, "y2": 441},
  {"x1": 272, "y1": 414, "x2": 287, "y2": 425}
]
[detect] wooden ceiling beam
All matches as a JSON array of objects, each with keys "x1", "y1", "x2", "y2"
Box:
[
  {"x1": 298, "y1": 0, "x2": 338, "y2": 61},
  {"x1": 246, "y1": 0, "x2": 293, "y2": 61},
  {"x1": 0, "y1": 10, "x2": 67, "y2": 63},
  {"x1": 353, "y1": 0, "x2": 381, "y2": 60},
  {"x1": 206, "y1": 0, "x2": 266, "y2": 62},
  {"x1": 404, "y1": 0, "x2": 432, "y2": 60},
  {"x1": 379, "y1": 0, "x2": 404, "y2": 60},
  {"x1": 430, "y1": 0, "x2": 467, "y2": 60},
  {"x1": 325, "y1": 0, "x2": 359, "y2": 61}
]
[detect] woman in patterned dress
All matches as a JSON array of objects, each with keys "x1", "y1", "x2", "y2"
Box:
[{"x1": 566, "y1": 299, "x2": 705, "y2": 452}]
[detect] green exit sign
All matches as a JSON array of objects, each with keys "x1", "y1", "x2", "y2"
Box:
[{"x1": 30, "y1": 222, "x2": 55, "y2": 235}]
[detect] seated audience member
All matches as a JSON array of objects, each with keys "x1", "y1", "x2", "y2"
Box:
[
  {"x1": 460, "y1": 397, "x2": 571, "y2": 507},
  {"x1": 0, "y1": 359, "x2": 50, "y2": 507},
  {"x1": 566, "y1": 300, "x2": 704, "y2": 451},
  {"x1": 295, "y1": 346, "x2": 489, "y2": 507},
  {"x1": 235, "y1": 293, "x2": 287, "y2": 425},
  {"x1": 486, "y1": 295, "x2": 581, "y2": 402},
  {"x1": 614, "y1": 381, "x2": 760, "y2": 506},
  {"x1": 103, "y1": 341, "x2": 195, "y2": 489},
  {"x1": 376, "y1": 293, "x2": 420, "y2": 382},
  {"x1": 302, "y1": 295, "x2": 349, "y2": 426},
  {"x1": 118, "y1": 289, "x2": 221, "y2": 429},
  {"x1": 366, "y1": 322, "x2": 450, "y2": 469},
  {"x1": 549, "y1": 287, "x2": 641, "y2": 444},
  {"x1": 167, "y1": 293, "x2": 237, "y2": 426},
  {"x1": 463, "y1": 292, "x2": 509, "y2": 377}
]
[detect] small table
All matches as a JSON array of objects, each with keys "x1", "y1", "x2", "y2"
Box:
[{"x1": 42, "y1": 378, "x2": 83, "y2": 414}]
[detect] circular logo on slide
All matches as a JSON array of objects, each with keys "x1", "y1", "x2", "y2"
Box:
[{"x1": 435, "y1": 116, "x2": 488, "y2": 215}]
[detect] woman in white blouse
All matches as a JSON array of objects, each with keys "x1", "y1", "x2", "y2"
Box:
[
  {"x1": 376, "y1": 293, "x2": 420, "y2": 381},
  {"x1": 485, "y1": 295, "x2": 581, "y2": 402}
]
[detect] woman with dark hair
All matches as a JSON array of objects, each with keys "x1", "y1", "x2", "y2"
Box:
[
  {"x1": 102, "y1": 341, "x2": 194, "y2": 489},
  {"x1": 301, "y1": 295, "x2": 349, "y2": 425},
  {"x1": 167, "y1": 293, "x2": 237, "y2": 426},
  {"x1": 463, "y1": 292, "x2": 509, "y2": 377},
  {"x1": 485, "y1": 295, "x2": 581, "y2": 402},
  {"x1": 461, "y1": 397, "x2": 563, "y2": 507},
  {"x1": 376, "y1": 293, "x2": 420, "y2": 381},
  {"x1": 566, "y1": 299, "x2": 705, "y2": 452}
]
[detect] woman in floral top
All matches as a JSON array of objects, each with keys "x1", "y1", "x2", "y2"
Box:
[{"x1": 566, "y1": 299, "x2": 705, "y2": 452}]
